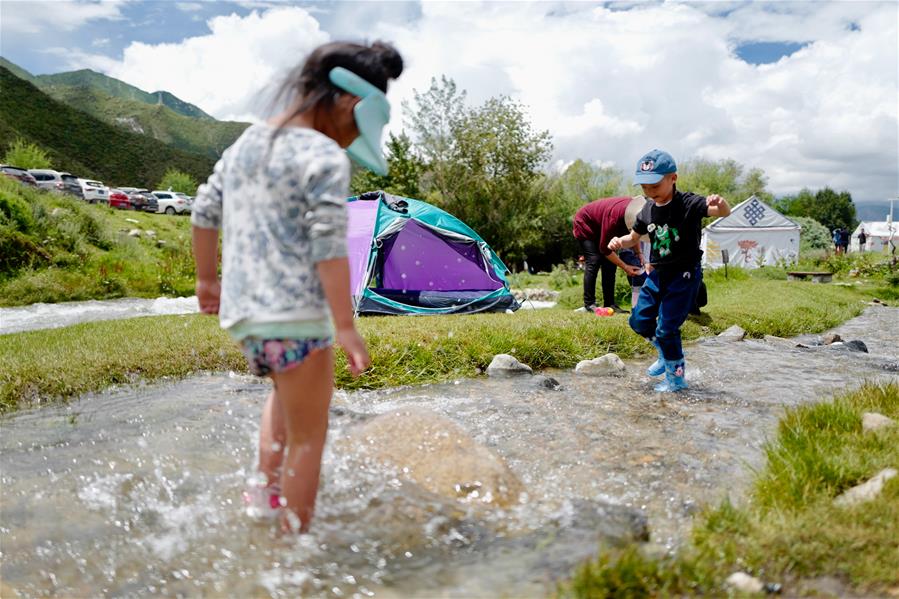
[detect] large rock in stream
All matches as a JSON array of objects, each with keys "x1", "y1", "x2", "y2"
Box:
[{"x1": 340, "y1": 407, "x2": 524, "y2": 508}]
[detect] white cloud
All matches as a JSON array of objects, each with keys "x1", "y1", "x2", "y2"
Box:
[
  {"x1": 176, "y1": 2, "x2": 204, "y2": 11},
  {"x1": 0, "y1": 0, "x2": 127, "y2": 34},
  {"x1": 70, "y1": 7, "x2": 329, "y2": 119},
  {"x1": 56, "y1": 1, "x2": 897, "y2": 202}
]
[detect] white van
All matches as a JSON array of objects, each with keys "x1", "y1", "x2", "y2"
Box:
[{"x1": 77, "y1": 178, "x2": 109, "y2": 203}]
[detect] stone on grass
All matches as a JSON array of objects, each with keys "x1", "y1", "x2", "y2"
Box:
[
  {"x1": 127, "y1": 229, "x2": 141, "y2": 237},
  {"x1": 125, "y1": 217, "x2": 139, "y2": 224},
  {"x1": 833, "y1": 468, "x2": 897, "y2": 507},
  {"x1": 718, "y1": 325, "x2": 746, "y2": 341},
  {"x1": 821, "y1": 333, "x2": 842, "y2": 345},
  {"x1": 145, "y1": 229, "x2": 156, "y2": 238},
  {"x1": 575, "y1": 353, "x2": 626, "y2": 376},
  {"x1": 486, "y1": 354, "x2": 532, "y2": 377},
  {"x1": 726, "y1": 572, "x2": 765, "y2": 594},
  {"x1": 862, "y1": 412, "x2": 895, "y2": 432}
]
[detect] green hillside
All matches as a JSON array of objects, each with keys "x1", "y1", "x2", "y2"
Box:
[
  {"x1": 35, "y1": 68, "x2": 215, "y2": 120},
  {"x1": 0, "y1": 66, "x2": 214, "y2": 189},
  {"x1": 2, "y1": 58, "x2": 248, "y2": 159},
  {"x1": 42, "y1": 84, "x2": 248, "y2": 159}
]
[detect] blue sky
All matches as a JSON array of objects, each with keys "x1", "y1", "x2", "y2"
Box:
[{"x1": 1, "y1": 1, "x2": 896, "y2": 204}]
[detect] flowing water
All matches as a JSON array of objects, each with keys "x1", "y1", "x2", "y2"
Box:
[
  {"x1": 0, "y1": 296, "x2": 200, "y2": 335},
  {"x1": 1, "y1": 306, "x2": 897, "y2": 598}
]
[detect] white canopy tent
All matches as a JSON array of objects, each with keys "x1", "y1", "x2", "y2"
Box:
[
  {"x1": 850, "y1": 221, "x2": 897, "y2": 253},
  {"x1": 701, "y1": 196, "x2": 801, "y2": 269}
]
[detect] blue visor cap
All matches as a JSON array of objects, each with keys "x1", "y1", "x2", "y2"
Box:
[
  {"x1": 634, "y1": 149, "x2": 677, "y2": 184},
  {"x1": 329, "y1": 67, "x2": 391, "y2": 176}
]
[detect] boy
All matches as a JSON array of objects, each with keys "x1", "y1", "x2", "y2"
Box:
[{"x1": 609, "y1": 149, "x2": 731, "y2": 391}]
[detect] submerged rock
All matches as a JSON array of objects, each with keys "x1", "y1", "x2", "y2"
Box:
[
  {"x1": 843, "y1": 340, "x2": 868, "y2": 353},
  {"x1": 487, "y1": 354, "x2": 533, "y2": 377},
  {"x1": 341, "y1": 407, "x2": 524, "y2": 508},
  {"x1": 833, "y1": 468, "x2": 897, "y2": 507},
  {"x1": 574, "y1": 353, "x2": 626, "y2": 376},
  {"x1": 718, "y1": 325, "x2": 746, "y2": 341},
  {"x1": 862, "y1": 412, "x2": 895, "y2": 432},
  {"x1": 530, "y1": 375, "x2": 562, "y2": 390},
  {"x1": 821, "y1": 333, "x2": 843, "y2": 345}
]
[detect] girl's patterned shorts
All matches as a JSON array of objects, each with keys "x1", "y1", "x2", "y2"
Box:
[{"x1": 239, "y1": 337, "x2": 332, "y2": 377}]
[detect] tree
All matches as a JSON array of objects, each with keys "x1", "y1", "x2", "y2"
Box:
[
  {"x1": 441, "y1": 95, "x2": 553, "y2": 263},
  {"x1": 775, "y1": 187, "x2": 856, "y2": 231},
  {"x1": 2, "y1": 138, "x2": 51, "y2": 169},
  {"x1": 350, "y1": 132, "x2": 425, "y2": 198},
  {"x1": 158, "y1": 168, "x2": 198, "y2": 195},
  {"x1": 735, "y1": 167, "x2": 774, "y2": 203},
  {"x1": 675, "y1": 158, "x2": 742, "y2": 197},
  {"x1": 403, "y1": 76, "x2": 467, "y2": 199}
]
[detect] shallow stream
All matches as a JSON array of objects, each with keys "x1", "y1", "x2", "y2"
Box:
[{"x1": 1, "y1": 306, "x2": 897, "y2": 597}]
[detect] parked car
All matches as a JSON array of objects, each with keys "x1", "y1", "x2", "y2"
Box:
[
  {"x1": 108, "y1": 189, "x2": 132, "y2": 209},
  {"x1": 78, "y1": 178, "x2": 109, "y2": 203},
  {"x1": 27, "y1": 169, "x2": 84, "y2": 198},
  {"x1": 118, "y1": 187, "x2": 158, "y2": 212},
  {"x1": 1, "y1": 164, "x2": 38, "y2": 187},
  {"x1": 152, "y1": 190, "x2": 190, "y2": 215}
]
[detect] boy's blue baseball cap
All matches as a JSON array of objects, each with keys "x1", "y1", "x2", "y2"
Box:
[{"x1": 634, "y1": 149, "x2": 677, "y2": 184}]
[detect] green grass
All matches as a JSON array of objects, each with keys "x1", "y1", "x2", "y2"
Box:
[
  {"x1": 0, "y1": 178, "x2": 195, "y2": 305},
  {"x1": 560, "y1": 382, "x2": 899, "y2": 598},
  {"x1": 0, "y1": 273, "x2": 882, "y2": 412}
]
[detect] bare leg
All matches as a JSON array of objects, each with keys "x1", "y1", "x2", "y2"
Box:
[
  {"x1": 269, "y1": 347, "x2": 334, "y2": 533},
  {"x1": 258, "y1": 389, "x2": 286, "y2": 487},
  {"x1": 631, "y1": 287, "x2": 640, "y2": 309}
]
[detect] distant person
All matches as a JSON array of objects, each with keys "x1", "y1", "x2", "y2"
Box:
[
  {"x1": 609, "y1": 149, "x2": 731, "y2": 392},
  {"x1": 840, "y1": 227, "x2": 850, "y2": 254},
  {"x1": 858, "y1": 228, "x2": 867, "y2": 252},
  {"x1": 572, "y1": 196, "x2": 647, "y2": 313},
  {"x1": 191, "y1": 41, "x2": 403, "y2": 532},
  {"x1": 833, "y1": 228, "x2": 843, "y2": 254}
]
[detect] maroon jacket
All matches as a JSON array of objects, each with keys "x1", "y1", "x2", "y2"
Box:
[{"x1": 572, "y1": 197, "x2": 632, "y2": 255}]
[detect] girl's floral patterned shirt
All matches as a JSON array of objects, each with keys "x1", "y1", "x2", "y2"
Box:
[{"x1": 191, "y1": 124, "x2": 350, "y2": 332}]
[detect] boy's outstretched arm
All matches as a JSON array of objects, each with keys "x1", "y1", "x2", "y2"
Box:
[
  {"x1": 608, "y1": 230, "x2": 641, "y2": 252},
  {"x1": 193, "y1": 226, "x2": 221, "y2": 315},
  {"x1": 707, "y1": 194, "x2": 731, "y2": 217}
]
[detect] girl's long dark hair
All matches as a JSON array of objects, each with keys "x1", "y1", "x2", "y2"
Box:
[{"x1": 272, "y1": 41, "x2": 403, "y2": 128}]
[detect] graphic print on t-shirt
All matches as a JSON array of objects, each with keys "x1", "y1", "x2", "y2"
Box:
[{"x1": 652, "y1": 224, "x2": 680, "y2": 257}]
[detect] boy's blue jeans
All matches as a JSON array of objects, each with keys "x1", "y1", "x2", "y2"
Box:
[{"x1": 629, "y1": 264, "x2": 702, "y2": 362}]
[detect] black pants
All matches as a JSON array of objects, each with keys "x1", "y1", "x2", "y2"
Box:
[{"x1": 579, "y1": 238, "x2": 617, "y2": 308}]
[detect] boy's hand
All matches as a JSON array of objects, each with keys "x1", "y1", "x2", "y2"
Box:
[
  {"x1": 707, "y1": 194, "x2": 724, "y2": 208},
  {"x1": 196, "y1": 278, "x2": 221, "y2": 314},
  {"x1": 336, "y1": 327, "x2": 371, "y2": 377},
  {"x1": 608, "y1": 236, "x2": 624, "y2": 251}
]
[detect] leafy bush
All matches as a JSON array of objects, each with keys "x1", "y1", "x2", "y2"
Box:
[
  {"x1": 793, "y1": 216, "x2": 831, "y2": 253},
  {"x1": 158, "y1": 168, "x2": 199, "y2": 195},
  {"x1": 2, "y1": 137, "x2": 51, "y2": 169}
]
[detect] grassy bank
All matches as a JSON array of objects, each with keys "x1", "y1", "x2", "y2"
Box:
[
  {"x1": 0, "y1": 177, "x2": 194, "y2": 306},
  {"x1": 0, "y1": 275, "x2": 881, "y2": 412},
  {"x1": 560, "y1": 382, "x2": 899, "y2": 598}
]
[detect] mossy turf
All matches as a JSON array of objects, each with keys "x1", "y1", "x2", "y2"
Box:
[
  {"x1": 0, "y1": 275, "x2": 878, "y2": 413},
  {"x1": 560, "y1": 382, "x2": 899, "y2": 598}
]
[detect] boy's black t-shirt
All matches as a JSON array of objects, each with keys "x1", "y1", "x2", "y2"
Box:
[{"x1": 633, "y1": 188, "x2": 708, "y2": 272}]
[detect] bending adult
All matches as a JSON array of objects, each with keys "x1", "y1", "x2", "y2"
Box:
[{"x1": 573, "y1": 196, "x2": 647, "y2": 312}]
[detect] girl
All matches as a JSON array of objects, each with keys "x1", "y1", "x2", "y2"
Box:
[{"x1": 191, "y1": 41, "x2": 403, "y2": 532}]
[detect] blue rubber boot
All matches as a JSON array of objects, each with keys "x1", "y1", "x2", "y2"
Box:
[
  {"x1": 646, "y1": 340, "x2": 665, "y2": 377},
  {"x1": 654, "y1": 359, "x2": 688, "y2": 392}
]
